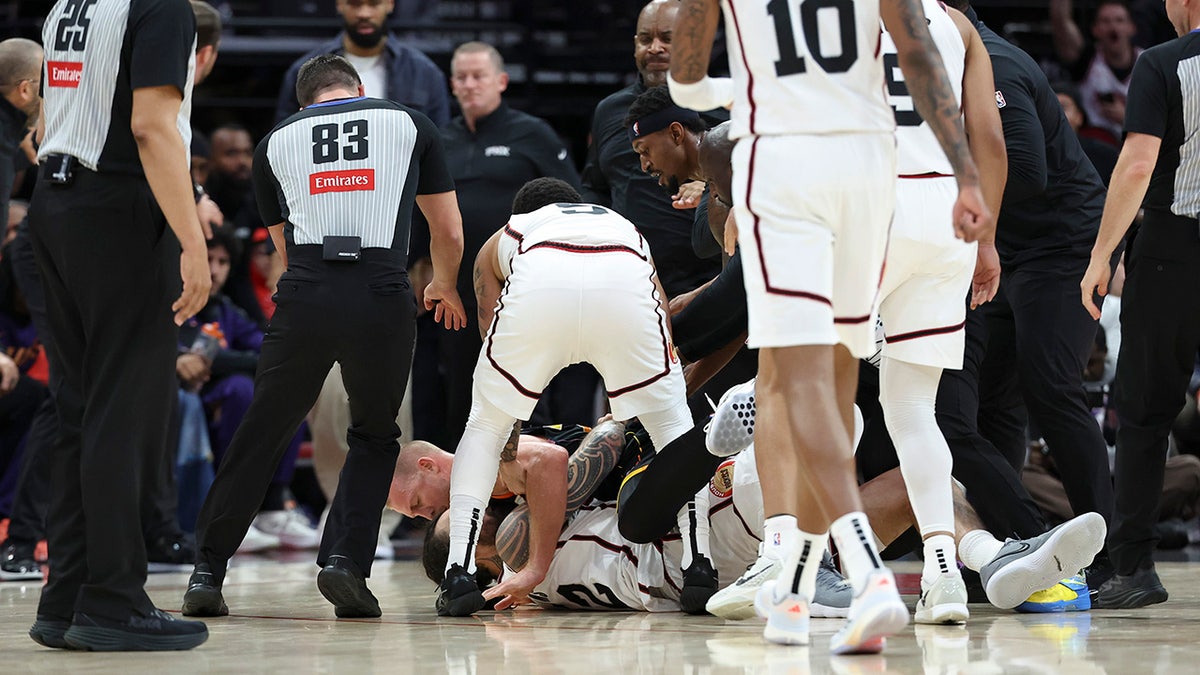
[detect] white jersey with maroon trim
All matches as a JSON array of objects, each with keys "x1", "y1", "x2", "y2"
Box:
[
  {"x1": 497, "y1": 203, "x2": 651, "y2": 278},
  {"x1": 720, "y1": 0, "x2": 893, "y2": 139},
  {"x1": 529, "y1": 502, "x2": 683, "y2": 612},
  {"x1": 882, "y1": 0, "x2": 965, "y2": 177}
]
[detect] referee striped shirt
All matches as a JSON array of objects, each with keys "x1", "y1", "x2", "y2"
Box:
[
  {"x1": 1124, "y1": 30, "x2": 1200, "y2": 219},
  {"x1": 254, "y1": 97, "x2": 453, "y2": 265},
  {"x1": 38, "y1": 0, "x2": 196, "y2": 175}
]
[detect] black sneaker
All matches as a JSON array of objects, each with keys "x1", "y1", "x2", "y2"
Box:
[
  {"x1": 436, "y1": 563, "x2": 485, "y2": 617},
  {"x1": 680, "y1": 555, "x2": 718, "y2": 615},
  {"x1": 317, "y1": 555, "x2": 381, "y2": 618},
  {"x1": 147, "y1": 533, "x2": 196, "y2": 572},
  {"x1": 1, "y1": 539, "x2": 43, "y2": 582},
  {"x1": 1095, "y1": 567, "x2": 1168, "y2": 609},
  {"x1": 182, "y1": 564, "x2": 229, "y2": 617},
  {"x1": 29, "y1": 616, "x2": 71, "y2": 649},
  {"x1": 63, "y1": 608, "x2": 208, "y2": 651}
]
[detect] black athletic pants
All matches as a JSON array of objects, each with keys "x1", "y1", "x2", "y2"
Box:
[
  {"x1": 195, "y1": 251, "x2": 416, "y2": 581},
  {"x1": 29, "y1": 170, "x2": 179, "y2": 622},
  {"x1": 1109, "y1": 213, "x2": 1200, "y2": 575},
  {"x1": 936, "y1": 256, "x2": 1113, "y2": 539}
]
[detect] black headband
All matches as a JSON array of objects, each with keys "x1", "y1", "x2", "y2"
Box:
[{"x1": 627, "y1": 105, "x2": 702, "y2": 143}]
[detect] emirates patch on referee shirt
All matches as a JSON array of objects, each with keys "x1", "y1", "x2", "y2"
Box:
[
  {"x1": 47, "y1": 61, "x2": 83, "y2": 88},
  {"x1": 309, "y1": 169, "x2": 375, "y2": 195}
]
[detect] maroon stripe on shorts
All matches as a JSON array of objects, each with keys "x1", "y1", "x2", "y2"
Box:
[
  {"x1": 484, "y1": 277, "x2": 541, "y2": 400},
  {"x1": 886, "y1": 320, "x2": 966, "y2": 344},
  {"x1": 607, "y1": 269, "x2": 673, "y2": 398},
  {"x1": 725, "y1": 0, "x2": 756, "y2": 134}
]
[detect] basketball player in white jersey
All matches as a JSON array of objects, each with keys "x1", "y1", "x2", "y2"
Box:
[
  {"x1": 874, "y1": 1, "x2": 1007, "y2": 625},
  {"x1": 438, "y1": 178, "x2": 701, "y2": 617},
  {"x1": 669, "y1": 0, "x2": 991, "y2": 652}
]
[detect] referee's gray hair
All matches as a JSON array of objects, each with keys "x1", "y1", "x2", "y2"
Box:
[
  {"x1": 451, "y1": 41, "x2": 504, "y2": 74},
  {"x1": 0, "y1": 38, "x2": 42, "y2": 85},
  {"x1": 296, "y1": 54, "x2": 362, "y2": 107}
]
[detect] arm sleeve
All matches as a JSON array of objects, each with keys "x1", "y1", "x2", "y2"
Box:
[
  {"x1": 529, "y1": 122, "x2": 582, "y2": 189},
  {"x1": 579, "y1": 112, "x2": 611, "y2": 206},
  {"x1": 412, "y1": 112, "x2": 456, "y2": 194},
  {"x1": 993, "y1": 57, "x2": 1048, "y2": 202},
  {"x1": 672, "y1": 250, "x2": 748, "y2": 361},
  {"x1": 692, "y1": 192, "x2": 722, "y2": 260},
  {"x1": 128, "y1": 0, "x2": 194, "y2": 92},
  {"x1": 1123, "y1": 52, "x2": 1168, "y2": 138},
  {"x1": 252, "y1": 136, "x2": 285, "y2": 226}
]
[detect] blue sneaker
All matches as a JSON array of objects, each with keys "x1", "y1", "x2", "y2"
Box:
[{"x1": 1015, "y1": 575, "x2": 1091, "y2": 613}]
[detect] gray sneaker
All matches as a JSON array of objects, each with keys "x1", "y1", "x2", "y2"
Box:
[
  {"x1": 979, "y1": 512, "x2": 1106, "y2": 609},
  {"x1": 812, "y1": 552, "x2": 852, "y2": 618}
]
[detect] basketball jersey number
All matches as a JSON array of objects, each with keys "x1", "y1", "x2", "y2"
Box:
[
  {"x1": 556, "y1": 204, "x2": 607, "y2": 216},
  {"x1": 311, "y1": 119, "x2": 370, "y2": 164},
  {"x1": 54, "y1": 0, "x2": 99, "y2": 52},
  {"x1": 768, "y1": 0, "x2": 859, "y2": 76},
  {"x1": 883, "y1": 53, "x2": 923, "y2": 127},
  {"x1": 556, "y1": 583, "x2": 630, "y2": 609}
]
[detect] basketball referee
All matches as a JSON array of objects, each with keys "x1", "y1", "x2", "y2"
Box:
[
  {"x1": 1081, "y1": 0, "x2": 1200, "y2": 609},
  {"x1": 28, "y1": 0, "x2": 211, "y2": 652},
  {"x1": 183, "y1": 54, "x2": 466, "y2": 619}
]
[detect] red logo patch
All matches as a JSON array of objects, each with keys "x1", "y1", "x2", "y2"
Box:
[
  {"x1": 47, "y1": 61, "x2": 83, "y2": 88},
  {"x1": 309, "y1": 169, "x2": 375, "y2": 195},
  {"x1": 708, "y1": 459, "x2": 737, "y2": 499}
]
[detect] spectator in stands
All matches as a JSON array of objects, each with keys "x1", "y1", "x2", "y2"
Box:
[
  {"x1": 273, "y1": 0, "x2": 450, "y2": 127},
  {"x1": 1055, "y1": 82, "x2": 1121, "y2": 185},
  {"x1": 0, "y1": 38, "x2": 40, "y2": 240},
  {"x1": 179, "y1": 230, "x2": 318, "y2": 551},
  {"x1": 1050, "y1": 0, "x2": 1142, "y2": 143},
  {"x1": 205, "y1": 123, "x2": 268, "y2": 326}
]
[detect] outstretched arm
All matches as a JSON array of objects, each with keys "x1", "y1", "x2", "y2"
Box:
[{"x1": 669, "y1": 0, "x2": 734, "y2": 111}]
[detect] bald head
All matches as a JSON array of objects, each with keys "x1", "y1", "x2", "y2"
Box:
[
  {"x1": 389, "y1": 441, "x2": 454, "y2": 520},
  {"x1": 698, "y1": 122, "x2": 735, "y2": 205},
  {"x1": 635, "y1": 0, "x2": 677, "y2": 87}
]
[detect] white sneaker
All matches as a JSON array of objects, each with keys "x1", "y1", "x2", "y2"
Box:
[
  {"x1": 236, "y1": 524, "x2": 281, "y2": 554},
  {"x1": 914, "y1": 572, "x2": 969, "y2": 625},
  {"x1": 754, "y1": 580, "x2": 810, "y2": 646},
  {"x1": 705, "y1": 379, "x2": 756, "y2": 458},
  {"x1": 707, "y1": 548, "x2": 780, "y2": 620},
  {"x1": 253, "y1": 510, "x2": 320, "y2": 550},
  {"x1": 829, "y1": 569, "x2": 910, "y2": 655}
]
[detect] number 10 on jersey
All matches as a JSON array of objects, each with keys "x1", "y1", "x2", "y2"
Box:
[{"x1": 768, "y1": 0, "x2": 859, "y2": 76}]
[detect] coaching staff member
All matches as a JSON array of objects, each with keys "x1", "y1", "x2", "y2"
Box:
[
  {"x1": 183, "y1": 54, "x2": 466, "y2": 619},
  {"x1": 28, "y1": 0, "x2": 211, "y2": 652},
  {"x1": 939, "y1": 1, "x2": 1115, "y2": 574},
  {"x1": 1081, "y1": 0, "x2": 1200, "y2": 609}
]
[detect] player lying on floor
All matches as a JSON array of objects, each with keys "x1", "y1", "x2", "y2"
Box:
[{"x1": 422, "y1": 444, "x2": 1104, "y2": 616}]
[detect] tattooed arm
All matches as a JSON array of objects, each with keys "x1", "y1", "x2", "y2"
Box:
[
  {"x1": 881, "y1": 0, "x2": 991, "y2": 242},
  {"x1": 668, "y1": 0, "x2": 733, "y2": 110},
  {"x1": 473, "y1": 229, "x2": 505, "y2": 340},
  {"x1": 495, "y1": 420, "x2": 629, "y2": 571}
]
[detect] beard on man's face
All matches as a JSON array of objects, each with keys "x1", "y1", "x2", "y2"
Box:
[
  {"x1": 659, "y1": 175, "x2": 681, "y2": 199},
  {"x1": 344, "y1": 20, "x2": 385, "y2": 48}
]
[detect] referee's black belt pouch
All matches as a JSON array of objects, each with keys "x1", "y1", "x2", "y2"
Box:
[
  {"x1": 41, "y1": 154, "x2": 77, "y2": 184},
  {"x1": 323, "y1": 235, "x2": 361, "y2": 262}
]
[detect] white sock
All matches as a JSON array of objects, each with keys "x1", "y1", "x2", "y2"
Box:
[
  {"x1": 921, "y1": 534, "x2": 958, "y2": 584},
  {"x1": 762, "y1": 514, "x2": 798, "y2": 561},
  {"x1": 958, "y1": 529, "x2": 1004, "y2": 572},
  {"x1": 830, "y1": 511, "x2": 885, "y2": 591},
  {"x1": 678, "y1": 489, "x2": 712, "y2": 570},
  {"x1": 778, "y1": 531, "x2": 827, "y2": 601},
  {"x1": 445, "y1": 401, "x2": 513, "y2": 576}
]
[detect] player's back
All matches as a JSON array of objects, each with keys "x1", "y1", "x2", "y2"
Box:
[
  {"x1": 498, "y1": 203, "x2": 650, "y2": 277},
  {"x1": 529, "y1": 502, "x2": 682, "y2": 612},
  {"x1": 721, "y1": 0, "x2": 893, "y2": 139},
  {"x1": 882, "y1": 0, "x2": 966, "y2": 176}
]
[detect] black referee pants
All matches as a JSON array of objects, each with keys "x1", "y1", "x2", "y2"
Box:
[
  {"x1": 29, "y1": 171, "x2": 179, "y2": 622},
  {"x1": 195, "y1": 255, "x2": 416, "y2": 581},
  {"x1": 1109, "y1": 214, "x2": 1200, "y2": 575}
]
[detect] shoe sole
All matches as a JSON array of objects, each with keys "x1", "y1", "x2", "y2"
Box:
[
  {"x1": 318, "y1": 568, "x2": 381, "y2": 618},
  {"x1": 63, "y1": 626, "x2": 208, "y2": 652},
  {"x1": 707, "y1": 587, "x2": 759, "y2": 620},
  {"x1": 986, "y1": 513, "x2": 1106, "y2": 610},
  {"x1": 436, "y1": 589, "x2": 486, "y2": 617},
  {"x1": 830, "y1": 599, "x2": 909, "y2": 655},
  {"x1": 706, "y1": 388, "x2": 755, "y2": 458},
  {"x1": 914, "y1": 602, "x2": 968, "y2": 625},
  {"x1": 756, "y1": 589, "x2": 810, "y2": 646},
  {"x1": 29, "y1": 622, "x2": 70, "y2": 649},
  {"x1": 1, "y1": 570, "x2": 44, "y2": 582},
  {"x1": 181, "y1": 586, "x2": 229, "y2": 617},
  {"x1": 680, "y1": 585, "x2": 717, "y2": 615}
]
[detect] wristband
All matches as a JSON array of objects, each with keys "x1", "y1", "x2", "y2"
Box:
[{"x1": 667, "y1": 74, "x2": 735, "y2": 112}]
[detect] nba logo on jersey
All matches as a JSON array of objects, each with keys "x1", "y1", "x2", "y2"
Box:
[
  {"x1": 773, "y1": 533, "x2": 782, "y2": 546},
  {"x1": 995, "y1": 90, "x2": 1007, "y2": 109}
]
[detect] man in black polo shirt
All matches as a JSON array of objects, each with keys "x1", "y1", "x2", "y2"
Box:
[
  {"x1": 0, "y1": 38, "x2": 40, "y2": 223},
  {"x1": 427, "y1": 41, "x2": 581, "y2": 447},
  {"x1": 29, "y1": 0, "x2": 210, "y2": 651},
  {"x1": 1081, "y1": 0, "x2": 1200, "y2": 608},
  {"x1": 183, "y1": 54, "x2": 466, "y2": 620}
]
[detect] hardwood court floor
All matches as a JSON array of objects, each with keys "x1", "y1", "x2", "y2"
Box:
[{"x1": 3, "y1": 558, "x2": 1199, "y2": 673}]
